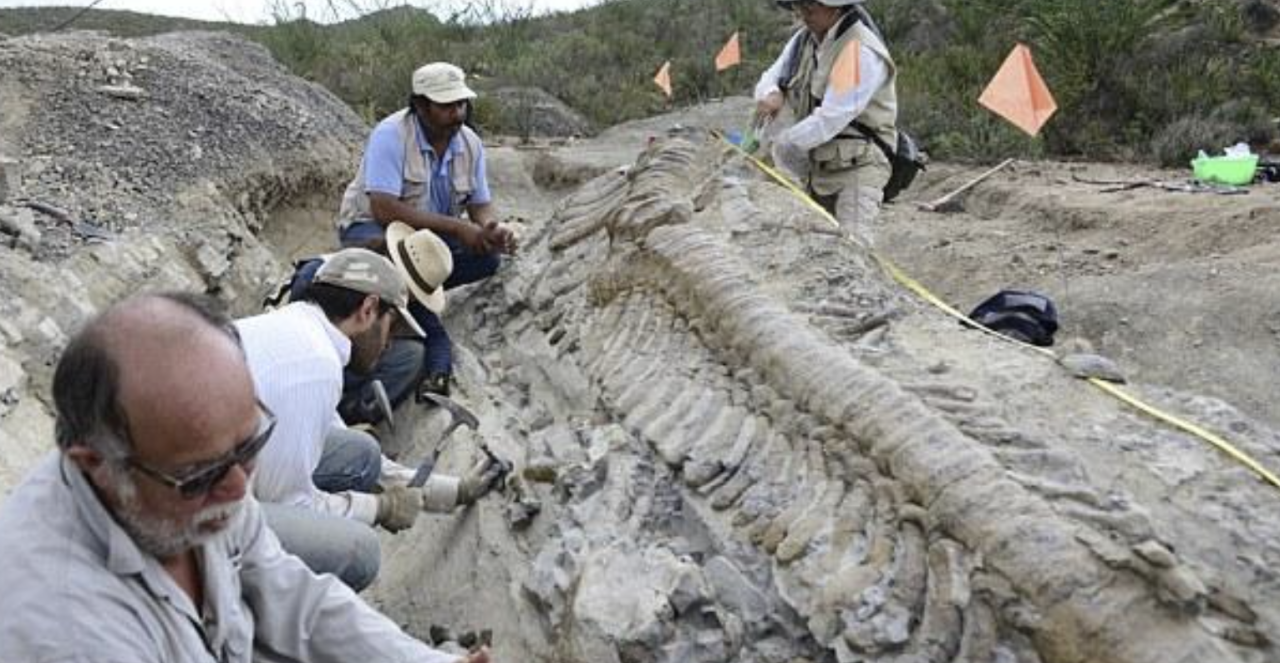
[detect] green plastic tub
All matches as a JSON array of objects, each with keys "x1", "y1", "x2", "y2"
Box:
[{"x1": 1191, "y1": 154, "x2": 1258, "y2": 186}]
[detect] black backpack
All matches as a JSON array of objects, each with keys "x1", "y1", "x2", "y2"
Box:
[
  {"x1": 851, "y1": 120, "x2": 926, "y2": 203},
  {"x1": 778, "y1": 8, "x2": 927, "y2": 202},
  {"x1": 967, "y1": 290, "x2": 1059, "y2": 347},
  {"x1": 262, "y1": 256, "x2": 325, "y2": 309}
]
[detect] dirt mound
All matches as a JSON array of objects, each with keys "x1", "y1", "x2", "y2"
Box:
[
  {"x1": 0, "y1": 30, "x2": 364, "y2": 256},
  {"x1": 0, "y1": 30, "x2": 364, "y2": 489}
]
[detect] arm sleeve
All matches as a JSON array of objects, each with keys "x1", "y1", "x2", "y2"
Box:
[
  {"x1": 469, "y1": 142, "x2": 492, "y2": 206},
  {"x1": 238, "y1": 497, "x2": 459, "y2": 663},
  {"x1": 250, "y1": 367, "x2": 379, "y2": 525},
  {"x1": 779, "y1": 42, "x2": 889, "y2": 151},
  {"x1": 380, "y1": 455, "x2": 416, "y2": 486},
  {"x1": 362, "y1": 121, "x2": 408, "y2": 196},
  {"x1": 381, "y1": 457, "x2": 460, "y2": 512},
  {"x1": 754, "y1": 33, "x2": 801, "y2": 101}
]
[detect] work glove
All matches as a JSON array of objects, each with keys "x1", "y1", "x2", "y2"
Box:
[
  {"x1": 456, "y1": 457, "x2": 507, "y2": 506},
  {"x1": 375, "y1": 484, "x2": 422, "y2": 532}
]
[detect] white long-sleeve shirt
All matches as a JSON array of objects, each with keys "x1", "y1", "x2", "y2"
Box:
[
  {"x1": 755, "y1": 29, "x2": 889, "y2": 151},
  {"x1": 236, "y1": 302, "x2": 381, "y2": 524}
]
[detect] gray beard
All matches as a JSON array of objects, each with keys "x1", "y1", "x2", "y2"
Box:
[{"x1": 106, "y1": 463, "x2": 243, "y2": 559}]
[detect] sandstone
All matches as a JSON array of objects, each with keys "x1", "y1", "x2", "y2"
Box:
[{"x1": 0, "y1": 156, "x2": 14, "y2": 203}]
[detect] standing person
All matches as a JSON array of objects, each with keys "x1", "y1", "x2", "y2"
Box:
[
  {"x1": 337, "y1": 61, "x2": 518, "y2": 397},
  {"x1": 238, "y1": 249, "x2": 503, "y2": 591},
  {"x1": 756, "y1": 0, "x2": 900, "y2": 246},
  {"x1": 0, "y1": 292, "x2": 489, "y2": 663}
]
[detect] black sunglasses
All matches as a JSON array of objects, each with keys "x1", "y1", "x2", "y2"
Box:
[{"x1": 125, "y1": 402, "x2": 277, "y2": 499}]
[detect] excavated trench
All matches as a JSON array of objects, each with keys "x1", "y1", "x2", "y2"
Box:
[
  {"x1": 250, "y1": 134, "x2": 1279, "y2": 663},
  {"x1": 3, "y1": 28, "x2": 1278, "y2": 660}
]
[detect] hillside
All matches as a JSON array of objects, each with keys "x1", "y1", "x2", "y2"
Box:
[
  {"x1": 6, "y1": 0, "x2": 1280, "y2": 163},
  {"x1": 0, "y1": 6, "x2": 254, "y2": 37}
]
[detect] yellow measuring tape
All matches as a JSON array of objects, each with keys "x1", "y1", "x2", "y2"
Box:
[{"x1": 715, "y1": 132, "x2": 1280, "y2": 490}]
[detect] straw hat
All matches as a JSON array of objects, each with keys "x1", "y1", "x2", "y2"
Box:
[{"x1": 385, "y1": 221, "x2": 453, "y2": 314}]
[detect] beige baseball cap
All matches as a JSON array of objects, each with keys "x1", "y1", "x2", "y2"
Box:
[
  {"x1": 411, "y1": 62, "x2": 477, "y2": 104},
  {"x1": 313, "y1": 248, "x2": 425, "y2": 338}
]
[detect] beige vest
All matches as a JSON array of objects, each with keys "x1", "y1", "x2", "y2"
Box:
[
  {"x1": 786, "y1": 15, "x2": 898, "y2": 169},
  {"x1": 337, "y1": 109, "x2": 482, "y2": 230}
]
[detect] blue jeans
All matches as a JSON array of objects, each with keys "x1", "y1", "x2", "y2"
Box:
[
  {"x1": 262, "y1": 426, "x2": 383, "y2": 591},
  {"x1": 312, "y1": 426, "x2": 382, "y2": 492},
  {"x1": 340, "y1": 221, "x2": 500, "y2": 376}
]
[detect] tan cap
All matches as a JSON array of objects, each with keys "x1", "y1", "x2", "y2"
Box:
[
  {"x1": 313, "y1": 248, "x2": 426, "y2": 338},
  {"x1": 386, "y1": 221, "x2": 454, "y2": 314},
  {"x1": 411, "y1": 62, "x2": 477, "y2": 104}
]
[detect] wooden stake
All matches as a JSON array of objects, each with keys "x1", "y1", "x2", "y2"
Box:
[{"x1": 918, "y1": 158, "x2": 1016, "y2": 212}]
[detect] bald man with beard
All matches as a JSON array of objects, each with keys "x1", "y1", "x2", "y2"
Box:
[{"x1": 0, "y1": 292, "x2": 488, "y2": 663}]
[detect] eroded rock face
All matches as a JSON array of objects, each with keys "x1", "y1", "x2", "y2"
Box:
[
  {"x1": 0, "y1": 30, "x2": 363, "y2": 495},
  {"x1": 0, "y1": 30, "x2": 363, "y2": 257},
  {"x1": 375, "y1": 136, "x2": 1279, "y2": 663}
]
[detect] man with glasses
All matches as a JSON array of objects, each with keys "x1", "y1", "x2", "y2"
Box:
[
  {"x1": 0, "y1": 292, "x2": 488, "y2": 662},
  {"x1": 756, "y1": 0, "x2": 900, "y2": 246},
  {"x1": 236, "y1": 248, "x2": 503, "y2": 591}
]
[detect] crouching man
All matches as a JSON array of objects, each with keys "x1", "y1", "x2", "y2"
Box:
[
  {"x1": 236, "y1": 248, "x2": 503, "y2": 591},
  {"x1": 0, "y1": 292, "x2": 488, "y2": 662}
]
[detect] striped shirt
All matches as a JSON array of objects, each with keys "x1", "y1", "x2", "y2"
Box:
[{"x1": 234, "y1": 302, "x2": 380, "y2": 524}]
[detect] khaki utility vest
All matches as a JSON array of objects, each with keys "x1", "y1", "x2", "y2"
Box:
[
  {"x1": 785, "y1": 14, "x2": 898, "y2": 169},
  {"x1": 337, "y1": 108, "x2": 482, "y2": 229}
]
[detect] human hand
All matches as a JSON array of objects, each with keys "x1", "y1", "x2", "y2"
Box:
[
  {"x1": 456, "y1": 456, "x2": 507, "y2": 506},
  {"x1": 481, "y1": 220, "x2": 517, "y2": 255},
  {"x1": 756, "y1": 90, "x2": 784, "y2": 122},
  {"x1": 375, "y1": 484, "x2": 422, "y2": 532},
  {"x1": 457, "y1": 645, "x2": 491, "y2": 663}
]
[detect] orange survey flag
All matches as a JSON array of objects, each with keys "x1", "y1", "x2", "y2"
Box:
[
  {"x1": 654, "y1": 60, "x2": 673, "y2": 98},
  {"x1": 715, "y1": 32, "x2": 741, "y2": 71},
  {"x1": 978, "y1": 43, "x2": 1057, "y2": 136},
  {"x1": 830, "y1": 39, "x2": 861, "y2": 95}
]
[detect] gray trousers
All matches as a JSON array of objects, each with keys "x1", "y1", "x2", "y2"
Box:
[{"x1": 811, "y1": 150, "x2": 891, "y2": 248}]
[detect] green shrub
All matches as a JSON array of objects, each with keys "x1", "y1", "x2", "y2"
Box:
[{"x1": 12, "y1": 0, "x2": 1275, "y2": 163}]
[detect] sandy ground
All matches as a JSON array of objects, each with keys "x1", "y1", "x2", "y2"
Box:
[
  {"x1": 353, "y1": 99, "x2": 1280, "y2": 662},
  {"x1": 880, "y1": 159, "x2": 1280, "y2": 432}
]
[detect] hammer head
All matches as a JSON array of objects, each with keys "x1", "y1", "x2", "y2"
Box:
[{"x1": 421, "y1": 392, "x2": 480, "y2": 432}]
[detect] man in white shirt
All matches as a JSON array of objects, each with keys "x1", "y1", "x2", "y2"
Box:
[
  {"x1": 0, "y1": 292, "x2": 488, "y2": 663},
  {"x1": 756, "y1": 0, "x2": 900, "y2": 245},
  {"x1": 236, "y1": 248, "x2": 502, "y2": 590}
]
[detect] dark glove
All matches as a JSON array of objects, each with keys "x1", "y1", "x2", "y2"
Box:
[{"x1": 456, "y1": 457, "x2": 506, "y2": 506}]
